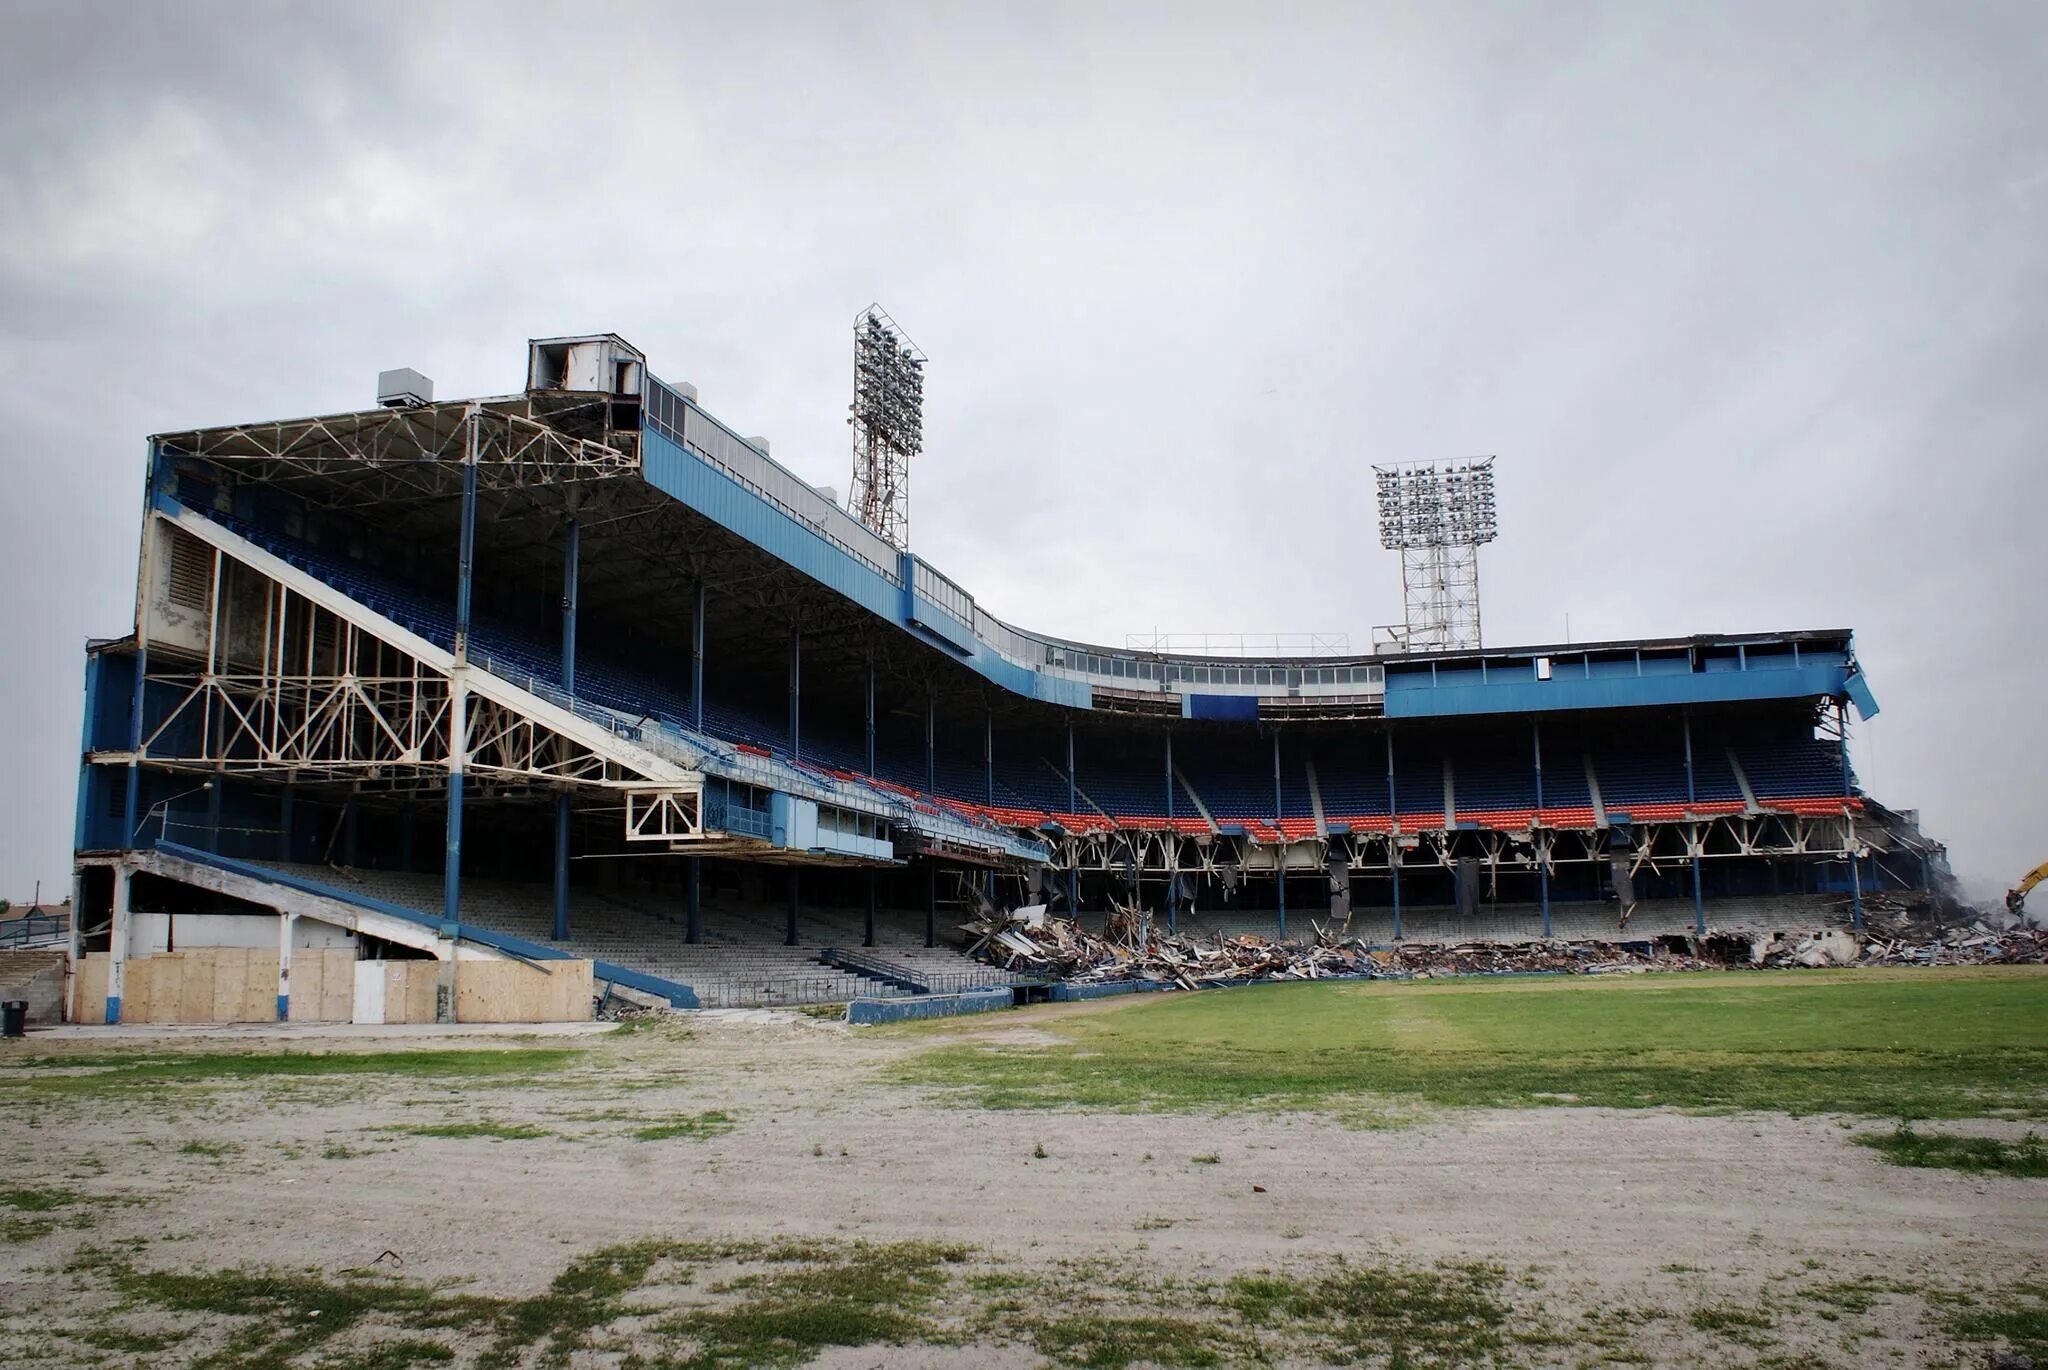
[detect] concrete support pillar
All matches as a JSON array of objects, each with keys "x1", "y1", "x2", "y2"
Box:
[
  {"x1": 105, "y1": 864, "x2": 131, "y2": 1024},
  {"x1": 435, "y1": 938, "x2": 458, "y2": 1025},
  {"x1": 276, "y1": 912, "x2": 296, "y2": 1021}
]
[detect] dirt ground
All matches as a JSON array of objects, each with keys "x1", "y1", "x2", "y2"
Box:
[{"x1": 3, "y1": 1005, "x2": 2044, "y2": 1367}]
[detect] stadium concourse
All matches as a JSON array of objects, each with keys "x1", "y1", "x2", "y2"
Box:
[{"x1": 67, "y1": 333, "x2": 1949, "y2": 1023}]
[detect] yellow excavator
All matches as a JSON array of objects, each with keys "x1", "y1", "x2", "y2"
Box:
[{"x1": 2008, "y1": 861, "x2": 2048, "y2": 916}]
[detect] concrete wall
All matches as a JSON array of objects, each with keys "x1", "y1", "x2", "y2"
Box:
[{"x1": 0, "y1": 950, "x2": 67, "y2": 1025}]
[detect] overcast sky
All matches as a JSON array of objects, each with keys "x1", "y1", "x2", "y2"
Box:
[{"x1": 2, "y1": 1, "x2": 2043, "y2": 902}]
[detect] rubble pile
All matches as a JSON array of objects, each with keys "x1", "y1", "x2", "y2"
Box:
[{"x1": 962, "y1": 903, "x2": 2048, "y2": 989}]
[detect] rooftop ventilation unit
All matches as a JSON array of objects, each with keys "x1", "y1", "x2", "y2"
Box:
[{"x1": 377, "y1": 368, "x2": 433, "y2": 408}]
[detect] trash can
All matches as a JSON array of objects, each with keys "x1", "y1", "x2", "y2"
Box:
[{"x1": 1, "y1": 1001, "x2": 25, "y2": 1038}]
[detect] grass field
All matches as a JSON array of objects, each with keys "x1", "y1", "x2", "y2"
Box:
[{"x1": 903, "y1": 966, "x2": 2048, "y2": 1120}]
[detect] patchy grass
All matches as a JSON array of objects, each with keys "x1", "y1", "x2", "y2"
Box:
[
  {"x1": 655, "y1": 1238, "x2": 969, "y2": 1367},
  {"x1": 374, "y1": 1120, "x2": 550, "y2": 1141},
  {"x1": 0, "y1": 1185, "x2": 85, "y2": 1212},
  {"x1": 900, "y1": 970, "x2": 2048, "y2": 1119},
  {"x1": 1940, "y1": 1279, "x2": 2048, "y2": 1361},
  {"x1": 1228, "y1": 1260, "x2": 1514, "y2": 1363},
  {"x1": 178, "y1": 1138, "x2": 244, "y2": 1158},
  {"x1": 1690, "y1": 1302, "x2": 1777, "y2": 1348},
  {"x1": 1030, "y1": 1312, "x2": 1240, "y2": 1367},
  {"x1": 1856, "y1": 1123, "x2": 2048, "y2": 1176},
  {"x1": 0, "y1": 1047, "x2": 588, "y2": 1099},
  {"x1": 629, "y1": 1109, "x2": 736, "y2": 1142}
]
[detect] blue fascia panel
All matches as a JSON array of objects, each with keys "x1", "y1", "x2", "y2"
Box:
[
  {"x1": 1187, "y1": 694, "x2": 1260, "y2": 722},
  {"x1": 1843, "y1": 670, "x2": 1880, "y2": 721},
  {"x1": 1384, "y1": 664, "x2": 1850, "y2": 718}
]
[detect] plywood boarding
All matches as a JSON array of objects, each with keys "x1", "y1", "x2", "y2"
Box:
[
  {"x1": 391, "y1": 962, "x2": 440, "y2": 1024},
  {"x1": 71, "y1": 953, "x2": 108, "y2": 1023},
  {"x1": 455, "y1": 958, "x2": 593, "y2": 1023},
  {"x1": 114, "y1": 951, "x2": 280, "y2": 1024},
  {"x1": 285, "y1": 949, "x2": 356, "y2": 1022}
]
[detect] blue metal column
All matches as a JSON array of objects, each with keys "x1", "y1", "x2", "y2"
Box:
[
  {"x1": 788, "y1": 623, "x2": 801, "y2": 761},
  {"x1": 1164, "y1": 732, "x2": 1175, "y2": 820},
  {"x1": 1273, "y1": 731, "x2": 1286, "y2": 941},
  {"x1": 1839, "y1": 699, "x2": 1862, "y2": 928},
  {"x1": 1533, "y1": 720, "x2": 1550, "y2": 939},
  {"x1": 1385, "y1": 727, "x2": 1402, "y2": 941},
  {"x1": 985, "y1": 709, "x2": 995, "y2": 805},
  {"x1": 443, "y1": 447, "x2": 478, "y2": 927},
  {"x1": 864, "y1": 658, "x2": 877, "y2": 775},
  {"x1": 786, "y1": 868, "x2": 800, "y2": 947},
  {"x1": 690, "y1": 579, "x2": 705, "y2": 732},
  {"x1": 1067, "y1": 724, "x2": 1079, "y2": 917},
  {"x1": 554, "y1": 516, "x2": 578, "y2": 943},
  {"x1": 924, "y1": 689, "x2": 935, "y2": 793},
  {"x1": 1682, "y1": 709, "x2": 1703, "y2": 935},
  {"x1": 685, "y1": 857, "x2": 701, "y2": 944}
]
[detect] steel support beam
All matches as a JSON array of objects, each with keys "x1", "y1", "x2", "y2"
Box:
[
  {"x1": 1386, "y1": 727, "x2": 1402, "y2": 941},
  {"x1": 691, "y1": 578, "x2": 705, "y2": 732},
  {"x1": 1534, "y1": 719, "x2": 1550, "y2": 939},
  {"x1": 685, "y1": 856, "x2": 702, "y2": 944},
  {"x1": 1683, "y1": 708, "x2": 1703, "y2": 936},
  {"x1": 788, "y1": 623, "x2": 801, "y2": 761},
  {"x1": 443, "y1": 438, "x2": 478, "y2": 927}
]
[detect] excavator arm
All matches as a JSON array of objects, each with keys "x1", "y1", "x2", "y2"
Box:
[{"x1": 2007, "y1": 861, "x2": 2048, "y2": 914}]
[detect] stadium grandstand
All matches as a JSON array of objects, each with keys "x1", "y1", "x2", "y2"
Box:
[{"x1": 70, "y1": 332, "x2": 1948, "y2": 1019}]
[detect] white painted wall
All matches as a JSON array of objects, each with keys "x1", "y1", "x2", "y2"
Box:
[{"x1": 129, "y1": 912, "x2": 355, "y2": 957}]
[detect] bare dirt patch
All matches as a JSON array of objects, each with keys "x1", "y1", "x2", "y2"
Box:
[{"x1": 1, "y1": 1007, "x2": 2042, "y2": 1365}]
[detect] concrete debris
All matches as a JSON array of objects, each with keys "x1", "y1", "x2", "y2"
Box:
[{"x1": 962, "y1": 906, "x2": 2048, "y2": 988}]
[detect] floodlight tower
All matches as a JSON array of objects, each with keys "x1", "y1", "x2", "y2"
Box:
[
  {"x1": 848, "y1": 305, "x2": 926, "y2": 549},
  {"x1": 1372, "y1": 458, "x2": 1499, "y2": 651}
]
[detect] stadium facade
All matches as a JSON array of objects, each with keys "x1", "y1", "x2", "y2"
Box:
[{"x1": 70, "y1": 333, "x2": 1947, "y2": 1019}]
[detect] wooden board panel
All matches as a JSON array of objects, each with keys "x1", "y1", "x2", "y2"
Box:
[
  {"x1": 180, "y1": 951, "x2": 214, "y2": 1022},
  {"x1": 318, "y1": 951, "x2": 355, "y2": 1023},
  {"x1": 401, "y1": 962, "x2": 440, "y2": 1024},
  {"x1": 71, "y1": 953, "x2": 107, "y2": 1023},
  {"x1": 454, "y1": 959, "x2": 593, "y2": 1023},
  {"x1": 285, "y1": 952, "x2": 317, "y2": 1020},
  {"x1": 210, "y1": 950, "x2": 242, "y2": 1023},
  {"x1": 242, "y1": 952, "x2": 278, "y2": 1022}
]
